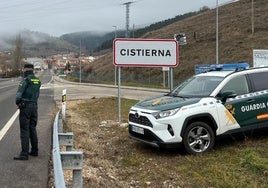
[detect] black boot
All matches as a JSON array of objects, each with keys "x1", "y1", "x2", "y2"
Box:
[
  {"x1": 14, "y1": 154, "x2": 28, "y2": 160},
  {"x1": 29, "y1": 151, "x2": 38, "y2": 157}
]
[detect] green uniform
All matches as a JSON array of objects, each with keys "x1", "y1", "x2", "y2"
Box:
[
  {"x1": 16, "y1": 72, "x2": 41, "y2": 105},
  {"x1": 15, "y1": 70, "x2": 41, "y2": 157}
]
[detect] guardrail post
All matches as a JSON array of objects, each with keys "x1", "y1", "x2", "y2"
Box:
[
  {"x1": 60, "y1": 151, "x2": 83, "y2": 188},
  {"x1": 53, "y1": 112, "x2": 83, "y2": 188},
  {"x1": 58, "y1": 132, "x2": 74, "y2": 151},
  {"x1": 73, "y1": 170, "x2": 83, "y2": 188},
  {"x1": 58, "y1": 116, "x2": 63, "y2": 133}
]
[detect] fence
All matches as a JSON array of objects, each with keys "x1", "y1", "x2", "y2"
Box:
[{"x1": 52, "y1": 111, "x2": 83, "y2": 188}]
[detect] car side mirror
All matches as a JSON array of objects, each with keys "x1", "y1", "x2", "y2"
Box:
[{"x1": 217, "y1": 90, "x2": 237, "y2": 103}]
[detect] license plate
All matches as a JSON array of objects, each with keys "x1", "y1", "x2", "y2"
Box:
[{"x1": 131, "y1": 125, "x2": 144, "y2": 134}]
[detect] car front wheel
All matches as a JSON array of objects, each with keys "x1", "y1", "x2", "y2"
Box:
[{"x1": 183, "y1": 121, "x2": 215, "y2": 155}]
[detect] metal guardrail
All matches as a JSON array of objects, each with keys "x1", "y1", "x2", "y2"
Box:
[{"x1": 52, "y1": 111, "x2": 83, "y2": 188}]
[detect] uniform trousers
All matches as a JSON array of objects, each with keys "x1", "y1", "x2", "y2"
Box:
[{"x1": 19, "y1": 103, "x2": 38, "y2": 156}]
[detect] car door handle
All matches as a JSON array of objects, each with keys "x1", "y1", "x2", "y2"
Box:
[{"x1": 246, "y1": 99, "x2": 255, "y2": 103}]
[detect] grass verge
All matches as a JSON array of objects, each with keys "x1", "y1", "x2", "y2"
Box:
[{"x1": 64, "y1": 97, "x2": 268, "y2": 188}]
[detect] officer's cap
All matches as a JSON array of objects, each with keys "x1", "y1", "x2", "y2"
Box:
[{"x1": 24, "y1": 63, "x2": 34, "y2": 69}]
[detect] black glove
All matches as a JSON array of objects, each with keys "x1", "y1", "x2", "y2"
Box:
[{"x1": 17, "y1": 102, "x2": 26, "y2": 109}]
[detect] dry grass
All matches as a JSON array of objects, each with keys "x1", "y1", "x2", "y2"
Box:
[{"x1": 62, "y1": 97, "x2": 268, "y2": 188}]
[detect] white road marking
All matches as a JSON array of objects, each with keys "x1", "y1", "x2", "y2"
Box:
[{"x1": 0, "y1": 109, "x2": 19, "y2": 141}]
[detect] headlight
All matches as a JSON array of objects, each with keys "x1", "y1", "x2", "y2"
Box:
[{"x1": 152, "y1": 108, "x2": 180, "y2": 119}]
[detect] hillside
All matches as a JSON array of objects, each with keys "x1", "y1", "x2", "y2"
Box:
[
  {"x1": 0, "y1": 30, "x2": 78, "y2": 57},
  {"x1": 59, "y1": 10, "x2": 200, "y2": 53},
  {"x1": 60, "y1": 31, "x2": 110, "y2": 52},
  {"x1": 86, "y1": 0, "x2": 268, "y2": 85}
]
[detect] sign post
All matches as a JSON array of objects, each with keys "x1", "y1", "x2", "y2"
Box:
[
  {"x1": 113, "y1": 38, "x2": 179, "y2": 122},
  {"x1": 162, "y1": 67, "x2": 169, "y2": 88}
]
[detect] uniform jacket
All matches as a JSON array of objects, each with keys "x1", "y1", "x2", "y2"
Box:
[{"x1": 16, "y1": 70, "x2": 41, "y2": 105}]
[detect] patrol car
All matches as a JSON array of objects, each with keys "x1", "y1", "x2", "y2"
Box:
[{"x1": 128, "y1": 64, "x2": 268, "y2": 154}]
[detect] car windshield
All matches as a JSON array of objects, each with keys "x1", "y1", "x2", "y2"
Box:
[{"x1": 169, "y1": 76, "x2": 224, "y2": 97}]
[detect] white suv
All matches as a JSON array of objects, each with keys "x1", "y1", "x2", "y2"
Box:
[{"x1": 128, "y1": 66, "x2": 268, "y2": 154}]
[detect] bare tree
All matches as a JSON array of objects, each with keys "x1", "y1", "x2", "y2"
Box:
[
  {"x1": 12, "y1": 34, "x2": 24, "y2": 76},
  {"x1": 0, "y1": 54, "x2": 12, "y2": 77},
  {"x1": 199, "y1": 6, "x2": 210, "y2": 12}
]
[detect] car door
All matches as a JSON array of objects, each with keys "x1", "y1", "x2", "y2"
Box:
[
  {"x1": 220, "y1": 74, "x2": 257, "y2": 127},
  {"x1": 247, "y1": 71, "x2": 268, "y2": 125}
]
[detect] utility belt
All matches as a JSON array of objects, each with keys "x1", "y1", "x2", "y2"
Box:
[{"x1": 18, "y1": 101, "x2": 37, "y2": 109}]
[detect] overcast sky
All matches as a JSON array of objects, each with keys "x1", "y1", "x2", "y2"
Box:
[{"x1": 0, "y1": 0, "x2": 234, "y2": 37}]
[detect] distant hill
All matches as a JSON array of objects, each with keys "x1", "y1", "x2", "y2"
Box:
[
  {"x1": 60, "y1": 31, "x2": 111, "y2": 53},
  {"x1": 85, "y1": 0, "x2": 268, "y2": 85},
  {"x1": 0, "y1": 8, "x2": 204, "y2": 57},
  {"x1": 61, "y1": 9, "x2": 203, "y2": 53},
  {"x1": 0, "y1": 30, "x2": 78, "y2": 57}
]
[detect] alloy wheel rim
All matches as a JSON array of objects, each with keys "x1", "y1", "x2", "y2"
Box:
[{"x1": 187, "y1": 126, "x2": 211, "y2": 153}]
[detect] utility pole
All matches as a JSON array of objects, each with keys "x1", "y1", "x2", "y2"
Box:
[
  {"x1": 216, "y1": 0, "x2": 219, "y2": 64},
  {"x1": 132, "y1": 24, "x2": 135, "y2": 38},
  {"x1": 79, "y1": 40, "x2": 81, "y2": 83},
  {"x1": 122, "y1": 1, "x2": 134, "y2": 38},
  {"x1": 113, "y1": 26, "x2": 117, "y2": 86},
  {"x1": 116, "y1": 1, "x2": 134, "y2": 123},
  {"x1": 252, "y1": 0, "x2": 254, "y2": 35},
  {"x1": 112, "y1": 25, "x2": 117, "y2": 38}
]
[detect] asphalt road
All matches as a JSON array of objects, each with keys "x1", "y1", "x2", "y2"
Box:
[
  {"x1": 0, "y1": 70, "x2": 169, "y2": 187},
  {"x1": 0, "y1": 70, "x2": 55, "y2": 188},
  {"x1": 53, "y1": 76, "x2": 169, "y2": 101},
  {"x1": 0, "y1": 78, "x2": 19, "y2": 129}
]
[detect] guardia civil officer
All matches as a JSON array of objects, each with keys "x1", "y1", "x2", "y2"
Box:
[{"x1": 14, "y1": 63, "x2": 41, "y2": 160}]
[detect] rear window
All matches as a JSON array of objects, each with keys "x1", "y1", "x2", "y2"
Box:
[
  {"x1": 248, "y1": 72, "x2": 268, "y2": 91},
  {"x1": 221, "y1": 75, "x2": 249, "y2": 95}
]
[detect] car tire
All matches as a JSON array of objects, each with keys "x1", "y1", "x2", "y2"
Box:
[{"x1": 183, "y1": 121, "x2": 215, "y2": 155}]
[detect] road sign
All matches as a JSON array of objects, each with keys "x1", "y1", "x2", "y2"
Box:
[
  {"x1": 113, "y1": 38, "x2": 179, "y2": 67},
  {"x1": 253, "y1": 49, "x2": 268, "y2": 67}
]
